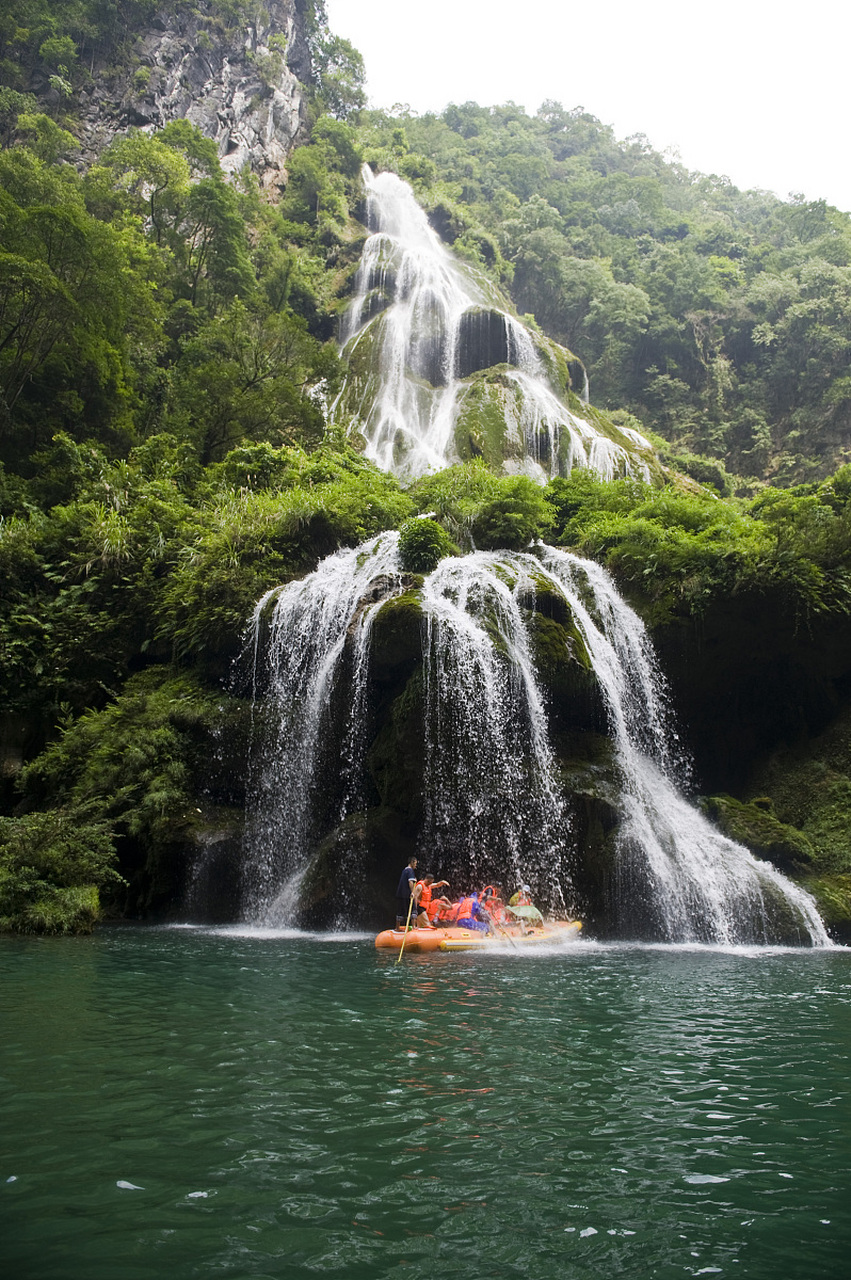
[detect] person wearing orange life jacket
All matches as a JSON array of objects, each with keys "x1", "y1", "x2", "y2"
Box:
[
  {"x1": 455, "y1": 892, "x2": 490, "y2": 933},
  {"x1": 423, "y1": 876, "x2": 453, "y2": 926},
  {"x1": 480, "y1": 884, "x2": 507, "y2": 924},
  {"x1": 413, "y1": 874, "x2": 450, "y2": 928},
  {"x1": 439, "y1": 897, "x2": 462, "y2": 925}
]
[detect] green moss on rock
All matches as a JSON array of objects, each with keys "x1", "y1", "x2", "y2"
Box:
[
  {"x1": 370, "y1": 589, "x2": 424, "y2": 671},
  {"x1": 700, "y1": 794, "x2": 815, "y2": 872},
  {"x1": 367, "y1": 669, "x2": 426, "y2": 822},
  {"x1": 454, "y1": 371, "x2": 522, "y2": 469},
  {"x1": 798, "y1": 873, "x2": 851, "y2": 940},
  {"x1": 745, "y1": 705, "x2": 851, "y2": 875}
]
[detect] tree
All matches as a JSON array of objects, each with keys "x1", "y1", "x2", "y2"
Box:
[
  {"x1": 94, "y1": 131, "x2": 191, "y2": 246},
  {"x1": 312, "y1": 34, "x2": 366, "y2": 120}
]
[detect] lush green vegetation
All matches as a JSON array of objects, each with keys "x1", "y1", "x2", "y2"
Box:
[
  {"x1": 0, "y1": 0, "x2": 377, "y2": 929},
  {"x1": 2, "y1": 2, "x2": 851, "y2": 932},
  {"x1": 544, "y1": 465, "x2": 851, "y2": 626},
  {"x1": 397, "y1": 516, "x2": 455, "y2": 574}
]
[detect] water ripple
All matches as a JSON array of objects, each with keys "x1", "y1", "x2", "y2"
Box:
[{"x1": 1, "y1": 930, "x2": 849, "y2": 1279}]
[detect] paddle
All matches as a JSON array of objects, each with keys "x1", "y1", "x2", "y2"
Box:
[
  {"x1": 480, "y1": 888, "x2": 518, "y2": 950},
  {"x1": 490, "y1": 910, "x2": 519, "y2": 950},
  {"x1": 395, "y1": 894, "x2": 415, "y2": 964}
]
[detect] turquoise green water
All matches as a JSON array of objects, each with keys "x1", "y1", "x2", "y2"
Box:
[{"x1": 2, "y1": 928, "x2": 849, "y2": 1279}]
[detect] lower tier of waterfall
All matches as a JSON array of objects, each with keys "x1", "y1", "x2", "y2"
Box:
[{"x1": 237, "y1": 537, "x2": 829, "y2": 946}]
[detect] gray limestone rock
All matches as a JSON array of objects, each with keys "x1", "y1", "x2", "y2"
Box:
[{"x1": 74, "y1": 0, "x2": 309, "y2": 190}]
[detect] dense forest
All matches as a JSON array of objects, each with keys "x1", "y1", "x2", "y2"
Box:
[{"x1": 2, "y1": 0, "x2": 851, "y2": 936}]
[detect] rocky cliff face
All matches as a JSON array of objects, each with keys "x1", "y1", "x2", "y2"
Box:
[{"x1": 74, "y1": 1, "x2": 309, "y2": 189}]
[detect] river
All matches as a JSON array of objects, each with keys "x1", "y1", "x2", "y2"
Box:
[{"x1": 2, "y1": 928, "x2": 849, "y2": 1278}]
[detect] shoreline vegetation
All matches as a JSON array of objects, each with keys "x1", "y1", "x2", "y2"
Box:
[{"x1": 2, "y1": 1, "x2": 851, "y2": 936}]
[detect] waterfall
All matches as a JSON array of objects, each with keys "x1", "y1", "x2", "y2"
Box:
[
  {"x1": 241, "y1": 539, "x2": 829, "y2": 945},
  {"x1": 536, "y1": 547, "x2": 830, "y2": 945},
  {"x1": 241, "y1": 532, "x2": 401, "y2": 924},
  {"x1": 333, "y1": 167, "x2": 652, "y2": 483},
  {"x1": 418, "y1": 553, "x2": 572, "y2": 911}
]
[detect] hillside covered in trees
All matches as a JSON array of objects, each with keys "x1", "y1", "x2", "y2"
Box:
[{"x1": 2, "y1": 0, "x2": 851, "y2": 936}]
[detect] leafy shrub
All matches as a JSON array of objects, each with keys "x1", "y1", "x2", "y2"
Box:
[
  {"x1": 156, "y1": 462, "x2": 412, "y2": 660},
  {"x1": 470, "y1": 477, "x2": 553, "y2": 550},
  {"x1": 398, "y1": 517, "x2": 455, "y2": 573},
  {"x1": 412, "y1": 461, "x2": 551, "y2": 550},
  {"x1": 0, "y1": 807, "x2": 119, "y2": 933}
]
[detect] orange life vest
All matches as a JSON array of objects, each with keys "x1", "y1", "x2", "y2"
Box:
[
  {"x1": 480, "y1": 886, "x2": 505, "y2": 922},
  {"x1": 455, "y1": 895, "x2": 476, "y2": 922},
  {"x1": 416, "y1": 880, "x2": 432, "y2": 912}
]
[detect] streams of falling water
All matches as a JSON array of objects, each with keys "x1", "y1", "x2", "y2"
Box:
[
  {"x1": 241, "y1": 533, "x2": 401, "y2": 923},
  {"x1": 418, "y1": 553, "x2": 572, "y2": 910},
  {"x1": 537, "y1": 547, "x2": 830, "y2": 945},
  {"x1": 334, "y1": 167, "x2": 651, "y2": 482},
  {"x1": 240, "y1": 538, "x2": 829, "y2": 945}
]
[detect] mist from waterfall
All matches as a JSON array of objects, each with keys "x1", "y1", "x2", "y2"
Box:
[
  {"x1": 241, "y1": 540, "x2": 829, "y2": 945},
  {"x1": 334, "y1": 167, "x2": 652, "y2": 484}
]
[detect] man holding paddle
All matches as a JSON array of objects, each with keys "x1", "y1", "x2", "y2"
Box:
[{"x1": 395, "y1": 856, "x2": 420, "y2": 930}]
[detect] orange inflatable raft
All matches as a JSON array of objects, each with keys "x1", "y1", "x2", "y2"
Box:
[{"x1": 374, "y1": 919, "x2": 582, "y2": 953}]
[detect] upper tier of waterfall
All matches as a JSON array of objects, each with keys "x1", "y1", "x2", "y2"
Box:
[{"x1": 332, "y1": 168, "x2": 657, "y2": 484}]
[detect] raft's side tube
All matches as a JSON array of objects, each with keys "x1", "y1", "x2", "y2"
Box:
[{"x1": 375, "y1": 921, "x2": 582, "y2": 952}]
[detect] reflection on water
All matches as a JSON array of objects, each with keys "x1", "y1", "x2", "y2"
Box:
[{"x1": 2, "y1": 928, "x2": 849, "y2": 1279}]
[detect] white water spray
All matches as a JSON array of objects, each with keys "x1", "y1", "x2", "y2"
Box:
[
  {"x1": 419, "y1": 552, "x2": 572, "y2": 909},
  {"x1": 537, "y1": 546, "x2": 829, "y2": 945}
]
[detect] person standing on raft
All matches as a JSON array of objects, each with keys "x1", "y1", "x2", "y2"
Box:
[{"x1": 396, "y1": 856, "x2": 420, "y2": 930}]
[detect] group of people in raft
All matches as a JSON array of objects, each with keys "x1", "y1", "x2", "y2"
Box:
[{"x1": 395, "y1": 855, "x2": 538, "y2": 933}]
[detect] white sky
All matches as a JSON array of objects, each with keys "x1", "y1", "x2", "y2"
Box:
[{"x1": 326, "y1": 0, "x2": 851, "y2": 213}]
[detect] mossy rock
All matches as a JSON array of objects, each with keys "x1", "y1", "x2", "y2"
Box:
[
  {"x1": 370, "y1": 588, "x2": 424, "y2": 673},
  {"x1": 177, "y1": 808, "x2": 245, "y2": 924},
  {"x1": 556, "y1": 731, "x2": 621, "y2": 808},
  {"x1": 700, "y1": 794, "x2": 815, "y2": 871},
  {"x1": 564, "y1": 393, "x2": 665, "y2": 485},
  {"x1": 367, "y1": 668, "x2": 427, "y2": 822},
  {"x1": 744, "y1": 707, "x2": 851, "y2": 875},
  {"x1": 520, "y1": 581, "x2": 591, "y2": 666},
  {"x1": 525, "y1": 605, "x2": 604, "y2": 733},
  {"x1": 798, "y1": 873, "x2": 851, "y2": 941},
  {"x1": 532, "y1": 333, "x2": 577, "y2": 396},
  {"x1": 357, "y1": 285, "x2": 394, "y2": 325},
  {"x1": 298, "y1": 805, "x2": 420, "y2": 929},
  {"x1": 453, "y1": 374, "x2": 522, "y2": 470},
  {"x1": 455, "y1": 308, "x2": 512, "y2": 379}
]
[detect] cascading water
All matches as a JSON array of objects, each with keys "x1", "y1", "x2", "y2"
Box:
[
  {"x1": 537, "y1": 547, "x2": 830, "y2": 945},
  {"x1": 418, "y1": 553, "x2": 573, "y2": 910},
  {"x1": 236, "y1": 168, "x2": 828, "y2": 946},
  {"x1": 241, "y1": 532, "x2": 401, "y2": 924},
  {"x1": 333, "y1": 167, "x2": 654, "y2": 483},
  {"x1": 241, "y1": 538, "x2": 829, "y2": 945}
]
